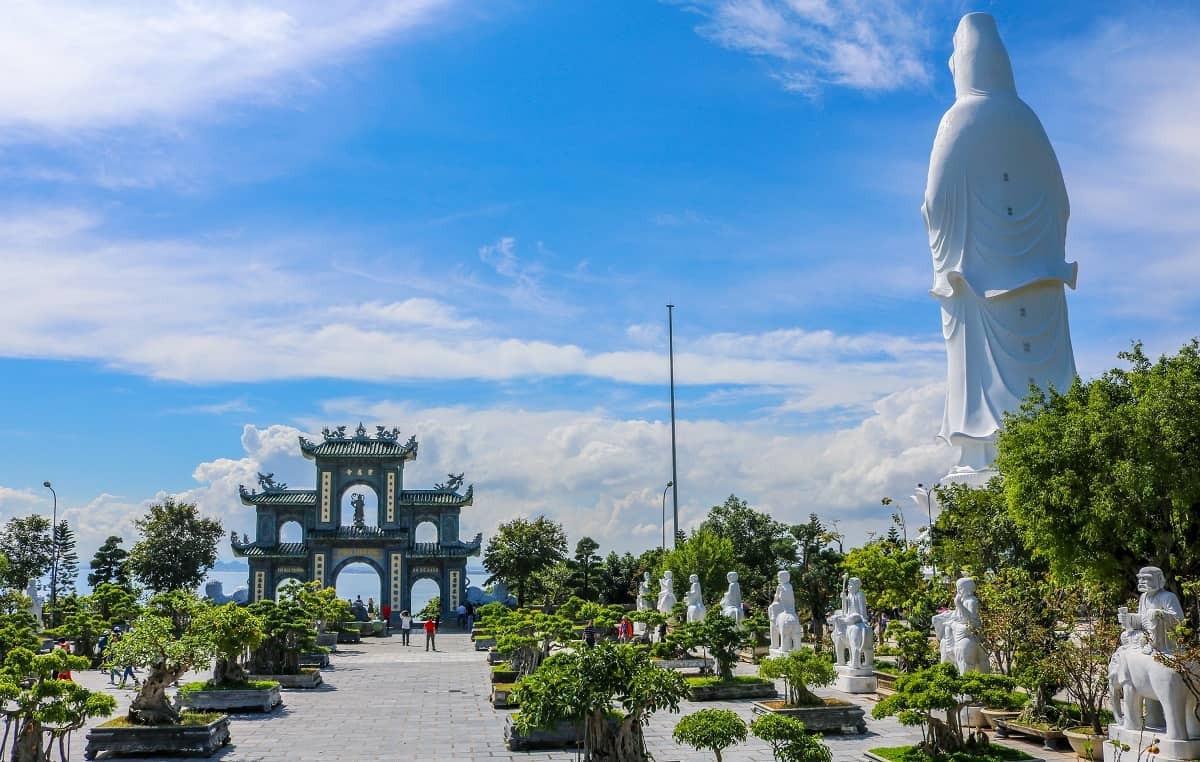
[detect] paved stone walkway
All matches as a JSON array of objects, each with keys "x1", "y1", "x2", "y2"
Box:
[{"x1": 63, "y1": 633, "x2": 1077, "y2": 761}]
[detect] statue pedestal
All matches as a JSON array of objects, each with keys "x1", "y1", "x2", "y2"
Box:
[
  {"x1": 633, "y1": 622, "x2": 645, "y2": 635},
  {"x1": 1103, "y1": 725, "x2": 1200, "y2": 762},
  {"x1": 768, "y1": 647, "x2": 791, "y2": 658},
  {"x1": 834, "y1": 665, "x2": 877, "y2": 694},
  {"x1": 941, "y1": 467, "x2": 997, "y2": 489}
]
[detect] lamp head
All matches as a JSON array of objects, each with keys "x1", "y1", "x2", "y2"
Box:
[
  {"x1": 42, "y1": 481, "x2": 51, "y2": 488},
  {"x1": 666, "y1": 481, "x2": 673, "y2": 488}
]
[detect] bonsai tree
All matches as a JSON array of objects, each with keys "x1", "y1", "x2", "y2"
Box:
[
  {"x1": 0, "y1": 647, "x2": 116, "y2": 762},
  {"x1": 48, "y1": 594, "x2": 110, "y2": 668},
  {"x1": 872, "y1": 662, "x2": 1021, "y2": 755},
  {"x1": 246, "y1": 596, "x2": 319, "y2": 676},
  {"x1": 513, "y1": 641, "x2": 688, "y2": 760},
  {"x1": 102, "y1": 592, "x2": 215, "y2": 725},
  {"x1": 885, "y1": 621, "x2": 937, "y2": 673},
  {"x1": 673, "y1": 709, "x2": 747, "y2": 762},
  {"x1": 281, "y1": 580, "x2": 350, "y2": 634},
  {"x1": 693, "y1": 609, "x2": 752, "y2": 681},
  {"x1": 758, "y1": 648, "x2": 836, "y2": 707},
  {"x1": 194, "y1": 602, "x2": 265, "y2": 686},
  {"x1": 493, "y1": 609, "x2": 575, "y2": 677},
  {"x1": 750, "y1": 713, "x2": 833, "y2": 762}
]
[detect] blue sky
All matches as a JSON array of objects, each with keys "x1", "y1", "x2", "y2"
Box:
[{"x1": 1, "y1": 1, "x2": 1198, "y2": 578}]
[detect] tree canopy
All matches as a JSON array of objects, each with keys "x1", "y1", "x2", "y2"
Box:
[
  {"x1": 127, "y1": 498, "x2": 224, "y2": 593},
  {"x1": 697, "y1": 495, "x2": 795, "y2": 607},
  {"x1": 931, "y1": 478, "x2": 1038, "y2": 578},
  {"x1": 998, "y1": 340, "x2": 1200, "y2": 599},
  {"x1": 0, "y1": 516, "x2": 53, "y2": 592},
  {"x1": 655, "y1": 526, "x2": 737, "y2": 608},
  {"x1": 483, "y1": 516, "x2": 567, "y2": 606},
  {"x1": 88, "y1": 535, "x2": 130, "y2": 589}
]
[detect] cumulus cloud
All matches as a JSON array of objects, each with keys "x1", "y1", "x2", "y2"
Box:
[
  {"x1": 672, "y1": 0, "x2": 933, "y2": 95},
  {"x1": 0, "y1": 0, "x2": 455, "y2": 137}
]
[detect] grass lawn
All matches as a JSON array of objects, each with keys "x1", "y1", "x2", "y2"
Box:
[
  {"x1": 869, "y1": 745, "x2": 1035, "y2": 762},
  {"x1": 100, "y1": 712, "x2": 225, "y2": 728},
  {"x1": 685, "y1": 675, "x2": 771, "y2": 687}
]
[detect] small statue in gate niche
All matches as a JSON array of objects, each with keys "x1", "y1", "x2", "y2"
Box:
[{"x1": 351, "y1": 493, "x2": 366, "y2": 529}]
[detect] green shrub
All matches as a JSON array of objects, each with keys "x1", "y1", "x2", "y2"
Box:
[
  {"x1": 673, "y1": 709, "x2": 746, "y2": 762},
  {"x1": 750, "y1": 713, "x2": 832, "y2": 762},
  {"x1": 758, "y1": 648, "x2": 836, "y2": 707}
]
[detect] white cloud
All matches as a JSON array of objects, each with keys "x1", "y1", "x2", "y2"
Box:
[
  {"x1": 0, "y1": 0, "x2": 455, "y2": 137},
  {"x1": 674, "y1": 0, "x2": 933, "y2": 95},
  {"x1": 0, "y1": 209, "x2": 940, "y2": 415}
]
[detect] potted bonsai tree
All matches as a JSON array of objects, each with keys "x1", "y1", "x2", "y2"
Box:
[
  {"x1": 673, "y1": 709, "x2": 747, "y2": 762},
  {"x1": 177, "y1": 602, "x2": 281, "y2": 712},
  {"x1": 88, "y1": 591, "x2": 231, "y2": 759},
  {"x1": 684, "y1": 610, "x2": 774, "y2": 701},
  {"x1": 754, "y1": 648, "x2": 861, "y2": 733},
  {"x1": 245, "y1": 594, "x2": 324, "y2": 688}
]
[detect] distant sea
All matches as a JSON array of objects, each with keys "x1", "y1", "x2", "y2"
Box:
[{"x1": 204, "y1": 566, "x2": 489, "y2": 613}]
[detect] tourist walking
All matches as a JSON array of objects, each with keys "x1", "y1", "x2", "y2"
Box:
[
  {"x1": 618, "y1": 616, "x2": 633, "y2": 643},
  {"x1": 465, "y1": 601, "x2": 475, "y2": 632},
  {"x1": 583, "y1": 620, "x2": 597, "y2": 648},
  {"x1": 381, "y1": 603, "x2": 392, "y2": 633},
  {"x1": 424, "y1": 617, "x2": 437, "y2": 651},
  {"x1": 400, "y1": 610, "x2": 412, "y2": 646},
  {"x1": 456, "y1": 602, "x2": 467, "y2": 628},
  {"x1": 367, "y1": 597, "x2": 377, "y2": 618}
]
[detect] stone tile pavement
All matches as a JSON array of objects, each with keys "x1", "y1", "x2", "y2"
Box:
[{"x1": 62, "y1": 634, "x2": 1078, "y2": 761}]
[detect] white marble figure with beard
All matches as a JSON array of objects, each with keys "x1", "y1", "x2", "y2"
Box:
[{"x1": 924, "y1": 12, "x2": 1078, "y2": 478}]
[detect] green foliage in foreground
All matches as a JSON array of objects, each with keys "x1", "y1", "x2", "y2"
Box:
[
  {"x1": 673, "y1": 709, "x2": 746, "y2": 762},
  {"x1": 868, "y1": 744, "x2": 1034, "y2": 762},
  {"x1": 750, "y1": 713, "x2": 832, "y2": 762}
]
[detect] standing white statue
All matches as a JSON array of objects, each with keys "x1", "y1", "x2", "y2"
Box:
[
  {"x1": 924, "y1": 12, "x2": 1078, "y2": 479},
  {"x1": 941, "y1": 577, "x2": 988, "y2": 674},
  {"x1": 634, "y1": 571, "x2": 652, "y2": 635},
  {"x1": 26, "y1": 580, "x2": 43, "y2": 625},
  {"x1": 657, "y1": 571, "x2": 676, "y2": 615},
  {"x1": 686, "y1": 574, "x2": 706, "y2": 623},
  {"x1": 768, "y1": 570, "x2": 801, "y2": 656},
  {"x1": 1107, "y1": 566, "x2": 1200, "y2": 758},
  {"x1": 720, "y1": 571, "x2": 743, "y2": 625}
]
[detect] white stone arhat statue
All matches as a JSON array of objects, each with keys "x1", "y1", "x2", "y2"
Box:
[
  {"x1": 942, "y1": 576, "x2": 988, "y2": 674},
  {"x1": 924, "y1": 12, "x2": 1078, "y2": 481},
  {"x1": 686, "y1": 574, "x2": 706, "y2": 623},
  {"x1": 832, "y1": 575, "x2": 878, "y2": 693},
  {"x1": 720, "y1": 571, "x2": 743, "y2": 625},
  {"x1": 657, "y1": 570, "x2": 677, "y2": 615},
  {"x1": 1106, "y1": 566, "x2": 1200, "y2": 760},
  {"x1": 768, "y1": 570, "x2": 801, "y2": 656}
]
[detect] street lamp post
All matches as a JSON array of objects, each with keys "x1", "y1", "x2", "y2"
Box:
[
  {"x1": 42, "y1": 481, "x2": 57, "y2": 627},
  {"x1": 661, "y1": 481, "x2": 674, "y2": 551},
  {"x1": 913, "y1": 482, "x2": 938, "y2": 576}
]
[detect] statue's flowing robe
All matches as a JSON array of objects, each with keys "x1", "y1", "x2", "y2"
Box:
[{"x1": 925, "y1": 13, "x2": 1077, "y2": 449}]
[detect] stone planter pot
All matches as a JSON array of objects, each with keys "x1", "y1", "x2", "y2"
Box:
[
  {"x1": 474, "y1": 637, "x2": 496, "y2": 651},
  {"x1": 994, "y1": 718, "x2": 1068, "y2": 751},
  {"x1": 336, "y1": 628, "x2": 361, "y2": 644},
  {"x1": 179, "y1": 684, "x2": 282, "y2": 713},
  {"x1": 1064, "y1": 727, "x2": 1107, "y2": 760},
  {"x1": 651, "y1": 657, "x2": 714, "y2": 673},
  {"x1": 491, "y1": 669, "x2": 518, "y2": 684},
  {"x1": 300, "y1": 651, "x2": 329, "y2": 668},
  {"x1": 738, "y1": 644, "x2": 771, "y2": 664},
  {"x1": 688, "y1": 681, "x2": 777, "y2": 701},
  {"x1": 752, "y1": 699, "x2": 868, "y2": 734},
  {"x1": 492, "y1": 683, "x2": 518, "y2": 709},
  {"x1": 980, "y1": 708, "x2": 1022, "y2": 729},
  {"x1": 84, "y1": 716, "x2": 231, "y2": 759},
  {"x1": 487, "y1": 649, "x2": 506, "y2": 665},
  {"x1": 247, "y1": 670, "x2": 323, "y2": 689},
  {"x1": 505, "y1": 717, "x2": 582, "y2": 750},
  {"x1": 316, "y1": 632, "x2": 339, "y2": 651}
]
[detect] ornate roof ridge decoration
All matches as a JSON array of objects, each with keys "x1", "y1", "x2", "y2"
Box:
[
  {"x1": 298, "y1": 424, "x2": 418, "y2": 461},
  {"x1": 238, "y1": 485, "x2": 318, "y2": 505},
  {"x1": 434, "y1": 473, "x2": 465, "y2": 492},
  {"x1": 409, "y1": 532, "x2": 483, "y2": 558},
  {"x1": 398, "y1": 484, "x2": 473, "y2": 506},
  {"x1": 256, "y1": 472, "x2": 287, "y2": 492}
]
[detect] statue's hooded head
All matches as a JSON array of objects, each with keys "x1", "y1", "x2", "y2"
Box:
[{"x1": 949, "y1": 13, "x2": 1016, "y2": 98}]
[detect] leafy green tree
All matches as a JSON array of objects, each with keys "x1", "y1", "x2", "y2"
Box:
[
  {"x1": 127, "y1": 497, "x2": 224, "y2": 593},
  {"x1": 483, "y1": 516, "x2": 567, "y2": 606},
  {"x1": 789, "y1": 514, "x2": 844, "y2": 643},
  {"x1": 698, "y1": 496, "x2": 796, "y2": 607},
  {"x1": 0, "y1": 646, "x2": 116, "y2": 762},
  {"x1": 48, "y1": 593, "x2": 107, "y2": 667},
  {"x1": 512, "y1": 641, "x2": 688, "y2": 761},
  {"x1": 0, "y1": 606, "x2": 40, "y2": 666},
  {"x1": 758, "y1": 648, "x2": 836, "y2": 707},
  {"x1": 87, "y1": 535, "x2": 130, "y2": 589},
  {"x1": 690, "y1": 609, "x2": 751, "y2": 681},
  {"x1": 597, "y1": 550, "x2": 639, "y2": 604},
  {"x1": 841, "y1": 540, "x2": 924, "y2": 615},
  {"x1": 998, "y1": 340, "x2": 1200, "y2": 603},
  {"x1": 931, "y1": 479, "x2": 1038, "y2": 578},
  {"x1": 195, "y1": 602, "x2": 264, "y2": 685},
  {"x1": 872, "y1": 663, "x2": 1021, "y2": 755},
  {"x1": 656, "y1": 526, "x2": 737, "y2": 609},
  {"x1": 0, "y1": 516, "x2": 53, "y2": 591},
  {"x1": 673, "y1": 709, "x2": 747, "y2": 762},
  {"x1": 568, "y1": 536, "x2": 602, "y2": 600},
  {"x1": 530, "y1": 559, "x2": 573, "y2": 606},
  {"x1": 103, "y1": 592, "x2": 216, "y2": 725},
  {"x1": 49, "y1": 519, "x2": 79, "y2": 618},
  {"x1": 90, "y1": 582, "x2": 141, "y2": 628},
  {"x1": 750, "y1": 713, "x2": 833, "y2": 762},
  {"x1": 417, "y1": 596, "x2": 440, "y2": 620},
  {"x1": 493, "y1": 608, "x2": 575, "y2": 676}
]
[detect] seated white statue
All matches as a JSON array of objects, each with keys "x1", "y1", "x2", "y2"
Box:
[
  {"x1": 657, "y1": 571, "x2": 676, "y2": 615},
  {"x1": 720, "y1": 571, "x2": 742, "y2": 625},
  {"x1": 945, "y1": 577, "x2": 988, "y2": 674},
  {"x1": 686, "y1": 574, "x2": 706, "y2": 623},
  {"x1": 768, "y1": 570, "x2": 801, "y2": 654},
  {"x1": 636, "y1": 571, "x2": 652, "y2": 612}
]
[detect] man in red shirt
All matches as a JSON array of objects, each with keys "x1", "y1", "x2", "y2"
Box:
[
  {"x1": 424, "y1": 617, "x2": 437, "y2": 651},
  {"x1": 381, "y1": 603, "x2": 392, "y2": 633}
]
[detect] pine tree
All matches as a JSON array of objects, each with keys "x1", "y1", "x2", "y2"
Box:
[
  {"x1": 51, "y1": 520, "x2": 79, "y2": 604},
  {"x1": 88, "y1": 535, "x2": 130, "y2": 588}
]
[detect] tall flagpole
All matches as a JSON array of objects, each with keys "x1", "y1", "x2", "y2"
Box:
[{"x1": 667, "y1": 304, "x2": 680, "y2": 548}]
